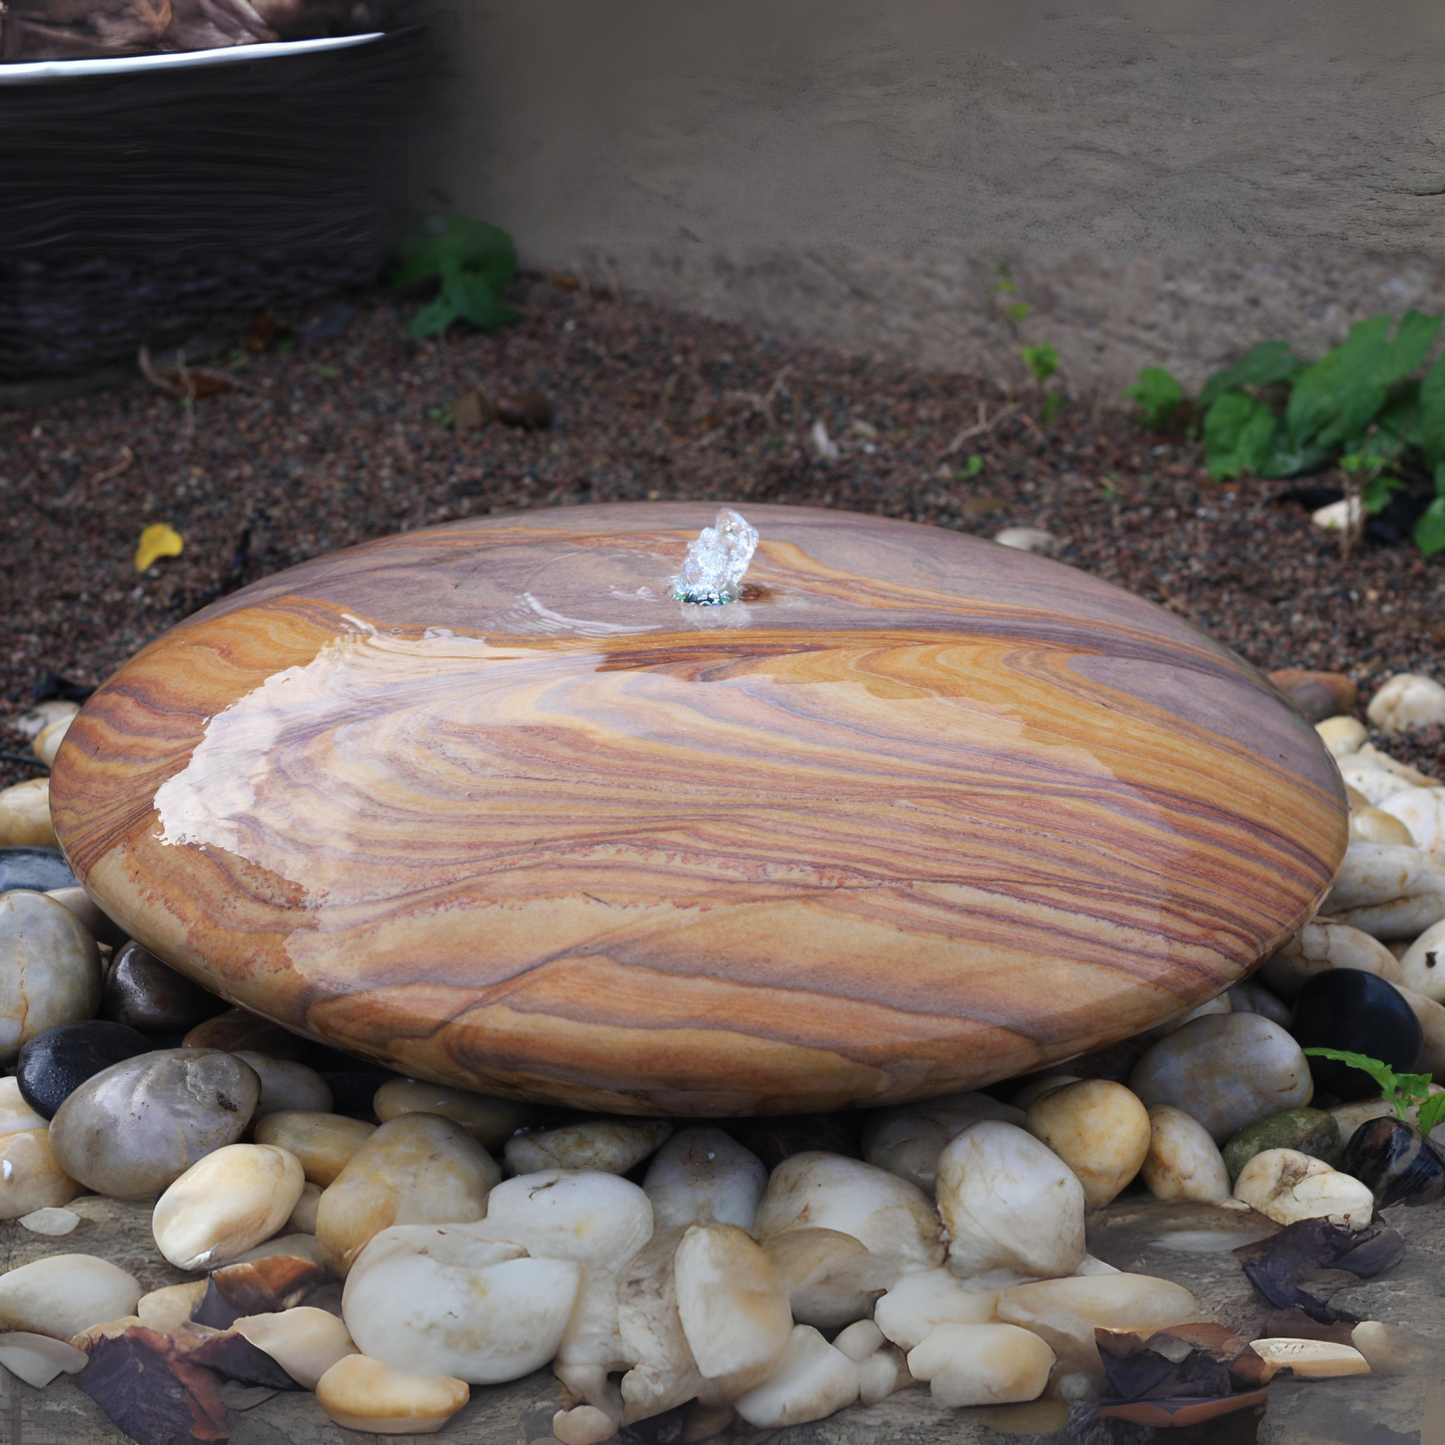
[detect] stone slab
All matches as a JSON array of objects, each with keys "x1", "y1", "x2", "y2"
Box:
[{"x1": 50, "y1": 504, "x2": 1345, "y2": 1115}]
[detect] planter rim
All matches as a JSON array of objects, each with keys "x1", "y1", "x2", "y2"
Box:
[{"x1": 0, "y1": 31, "x2": 384, "y2": 84}]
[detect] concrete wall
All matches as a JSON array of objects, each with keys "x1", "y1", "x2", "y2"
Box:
[{"x1": 419, "y1": 1, "x2": 1445, "y2": 392}]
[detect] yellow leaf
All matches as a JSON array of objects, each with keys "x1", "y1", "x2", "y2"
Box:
[{"x1": 135, "y1": 522, "x2": 184, "y2": 573}]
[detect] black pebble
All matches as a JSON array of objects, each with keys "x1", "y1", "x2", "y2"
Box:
[
  {"x1": 1341, "y1": 1115, "x2": 1445, "y2": 1207},
  {"x1": 1293, "y1": 970, "x2": 1424, "y2": 1100},
  {"x1": 17, "y1": 1020, "x2": 153, "y2": 1118},
  {"x1": 0, "y1": 846, "x2": 77, "y2": 894},
  {"x1": 100, "y1": 941, "x2": 228, "y2": 1034}
]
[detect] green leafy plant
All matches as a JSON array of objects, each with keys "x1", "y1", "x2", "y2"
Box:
[
  {"x1": 958, "y1": 455, "x2": 984, "y2": 479},
  {"x1": 1124, "y1": 367, "x2": 1184, "y2": 428},
  {"x1": 1130, "y1": 311, "x2": 1445, "y2": 557},
  {"x1": 389, "y1": 215, "x2": 520, "y2": 339},
  {"x1": 993, "y1": 267, "x2": 1062, "y2": 423},
  {"x1": 1303, "y1": 1047, "x2": 1445, "y2": 1133},
  {"x1": 1022, "y1": 344, "x2": 1059, "y2": 385}
]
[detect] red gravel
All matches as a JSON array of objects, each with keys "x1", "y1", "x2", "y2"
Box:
[{"x1": 4, "y1": 272, "x2": 1444, "y2": 788}]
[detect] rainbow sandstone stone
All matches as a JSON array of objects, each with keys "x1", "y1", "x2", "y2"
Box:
[{"x1": 49, "y1": 504, "x2": 1347, "y2": 1114}]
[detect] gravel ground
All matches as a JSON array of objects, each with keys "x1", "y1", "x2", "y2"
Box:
[{"x1": 3, "y1": 272, "x2": 1444, "y2": 787}]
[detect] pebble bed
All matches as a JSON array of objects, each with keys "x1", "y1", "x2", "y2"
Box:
[
  {"x1": 4, "y1": 273, "x2": 1445, "y2": 790},
  {"x1": 0, "y1": 672, "x2": 1443, "y2": 1439}
]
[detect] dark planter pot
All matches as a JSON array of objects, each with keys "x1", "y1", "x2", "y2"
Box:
[{"x1": 0, "y1": 28, "x2": 425, "y2": 379}]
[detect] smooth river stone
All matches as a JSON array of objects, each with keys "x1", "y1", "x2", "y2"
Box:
[
  {"x1": 184, "y1": 1008, "x2": 308, "y2": 1061},
  {"x1": 48, "y1": 1048, "x2": 261, "y2": 1200},
  {"x1": 48, "y1": 504, "x2": 1348, "y2": 1114},
  {"x1": 101, "y1": 941, "x2": 227, "y2": 1034},
  {"x1": 0, "y1": 890, "x2": 103, "y2": 1065},
  {"x1": 0, "y1": 846, "x2": 77, "y2": 894},
  {"x1": 17, "y1": 1021, "x2": 153, "y2": 1118}
]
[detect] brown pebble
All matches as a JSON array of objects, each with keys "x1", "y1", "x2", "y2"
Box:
[
  {"x1": 102, "y1": 943, "x2": 227, "y2": 1034},
  {"x1": 495, "y1": 391, "x2": 553, "y2": 429},
  {"x1": 183, "y1": 1008, "x2": 307, "y2": 1062},
  {"x1": 1267, "y1": 669, "x2": 1359, "y2": 724},
  {"x1": 450, "y1": 390, "x2": 492, "y2": 431}
]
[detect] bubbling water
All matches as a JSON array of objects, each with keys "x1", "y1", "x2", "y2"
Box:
[{"x1": 669, "y1": 507, "x2": 759, "y2": 605}]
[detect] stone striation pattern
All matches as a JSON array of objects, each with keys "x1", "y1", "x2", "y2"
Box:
[{"x1": 49, "y1": 504, "x2": 1347, "y2": 1114}]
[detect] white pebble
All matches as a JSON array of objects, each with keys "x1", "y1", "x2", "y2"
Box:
[
  {"x1": 136, "y1": 1280, "x2": 208, "y2": 1332},
  {"x1": 1317, "y1": 716, "x2": 1366, "y2": 757},
  {"x1": 1250, "y1": 1337, "x2": 1371, "y2": 1378},
  {"x1": 861, "y1": 1091, "x2": 1025, "y2": 1195},
  {"x1": 152, "y1": 1143, "x2": 306, "y2": 1270},
  {"x1": 0, "y1": 1254, "x2": 141, "y2": 1340},
  {"x1": 874, "y1": 1268, "x2": 998, "y2": 1352},
  {"x1": 234, "y1": 1306, "x2": 358, "y2": 1389},
  {"x1": 831, "y1": 1320, "x2": 884, "y2": 1364},
  {"x1": 552, "y1": 1405, "x2": 619, "y2": 1445},
  {"x1": 1367, "y1": 673, "x2": 1445, "y2": 733},
  {"x1": 372, "y1": 1078, "x2": 538, "y2": 1149},
  {"x1": 733, "y1": 1325, "x2": 860, "y2": 1428},
  {"x1": 1233, "y1": 1149, "x2": 1373, "y2": 1230},
  {"x1": 994, "y1": 527, "x2": 1056, "y2": 554},
  {"x1": 316, "y1": 1113, "x2": 500, "y2": 1274},
  {"x1": 17, "y1": 1206, "x2": 80, "y2": 1236},
  {"x1": 995, "y1": 1272, "x2": 1199, "y2": 1336},
  {"x1": 33, "y1": 715, "x2": 74, "y2": 767},
  {"x1": 906, "y1": 1322, "x2": 1053, "y2": 1407},
  {"x1": 1399, "y1": 919, "x2": 1445, "y2": 1001},
  {"x1": 0, "y1": 779, "x2": 57, "y2": 848},
  {"x1": 1378, "y1": 788, "x2": 1445, "y2": 858},
  {"x1": 0, "y1": 891, "x2": 102, "y2": 1063},
  {"x1": 642, "y1": 1127, "x2": 767, "y2": 1230},
  {"x1": 1322, "y1": 842, "x2": 1445, "y2": 939},
  {"x1": 935, "y1": 1121, "x2": 1085, "y2": 1285},
  {"x1": 1260, "y1": 918, "x2": 1404, "y2": 997},
  {"x1": 1139, "y1": 1106, "x2": 1232, "y2": 1202},
  {"x1": 673, "y1": 1222, "x2": 792, "y2": 1383},
  {"x1": 857, "y1": 1344, "x2": 912, "y2": 1404},
  {"x1": 0, "y1": 1331, "x2": 88, "y2": 1388},
  {"x1": 0, "y1": 1079, "x2": 46, "y2": 1136},
  {"x1": 342, "y1": 1223, "x2": 580, "y2": 1383},
  {"x1": 753, "y1": 1152, "x2": 943, "y2": 1278}
]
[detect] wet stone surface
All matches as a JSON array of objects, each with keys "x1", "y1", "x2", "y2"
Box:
[
  {"x1": 0, "y1": 846, "x2": 76, "y2": 893},
  {"x1": 16, "y1": 1020, "x2": 152, "y2": 1118},
  {"x1": 100, "y1": 942, "x2": 228, "y2": 1035}
]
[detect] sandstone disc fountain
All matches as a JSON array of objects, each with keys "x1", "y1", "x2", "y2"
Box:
[{"x1": 48, "y1": 503, "x2": 1347, "y2": 1114}]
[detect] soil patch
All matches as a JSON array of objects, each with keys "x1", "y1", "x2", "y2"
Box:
[{"x1": 4, "y1": 273, "x2": 1443, "y2": 784}]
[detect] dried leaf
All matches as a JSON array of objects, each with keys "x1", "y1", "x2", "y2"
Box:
[
  {"x1": 169, "y1": 1323, "x2": 300, "y2": 1391},
  {"x1": 1099, "y1": 1388, "x2": 1269, "y2": 1428},
  {"x1": 1098, "y1": 1341, "x2": 1232, "y2": 1404},
  {"x1": 1232, "y1": 1218, "x2": 1404, "y2": 1322},
  {"x1": 1261, "y1": 1309, "x2": 1358, "y2": 1345},
  {"x1": 135, "y1": 523, "x2": 184, "y2": 573},
  {"x1": 193, "y1": 1256, "x2": 327, "y2": 1329},
  {"x1": 75, "y1": 1326, "x2": 228, "y2": 1445}
]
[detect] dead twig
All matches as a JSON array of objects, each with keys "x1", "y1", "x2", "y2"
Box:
[
  {"x1": 720, "y1": 363, "x2": 794, "y2": 433},
  {"x1": 88, "y1": 444, "x2": 134, "y2": 486},
  {"x1": 137, "y1": 344, "x2": 177, "y2": 395},
  {"x1": 940, "y1": 401, "x2": 1020, "y2": 459}
]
